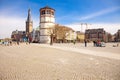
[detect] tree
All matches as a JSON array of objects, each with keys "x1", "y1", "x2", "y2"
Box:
[{"x1": 54, "y1": 24, "x2": 74, "y2": 43}]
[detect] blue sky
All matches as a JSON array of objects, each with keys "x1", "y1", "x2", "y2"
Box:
[{"x1": 0, "y1": 0, "x2": 120, "y2": 38}]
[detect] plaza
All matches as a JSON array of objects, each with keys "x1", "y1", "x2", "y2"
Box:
[{"x1": 0, "y1": 43, "x2": 120, "y2": 80}]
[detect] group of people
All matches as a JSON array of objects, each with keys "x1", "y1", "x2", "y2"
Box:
[
  {"x1": 93, "y1": 40, "x2": 101, "y2": 47},
  {"x1": 16, "y1": 35, "x2": 32, "y2": 45},
  {"x1": 0, "y1": 40, "x2": 12, "y2": 46},
  {"x1": 0, "y1": 36, "x2": 32, "y2": 46},
  {"x1": 84, "y1": 39, "x2": 102, "y2": 47}
]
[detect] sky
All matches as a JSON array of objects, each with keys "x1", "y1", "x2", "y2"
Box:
[{"x1": 0, "y1": 0, "x2": 120, "y2": 38}]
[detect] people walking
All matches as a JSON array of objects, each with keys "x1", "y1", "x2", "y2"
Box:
[
  {"x1": 97, "y1": 40, "x2": 100, "y2": 47},
  {"x1": 25, "y1": 34, "x2": 29, "y2": 45},
  {"x1": 16, "y1": 39, "x2": 19, "y2": 45},
  {"x1": 84, "y1": 39, "x2": 87, "y2": 47},
  {"x1": 28, "y1": 36, "x2": 32, "y2": 44},
  {"x1": 73, "y1": 40, "x2": 76, "y2": 45},
  {"x1": 93, "y1": 41, "x2": 96, "y2": 47},
  {"x1": 16, "y1": 34, "x2": 20, "y2": 45},
  {"x1": 9, "y1": 41, "x2": 12, "y2": 46}
]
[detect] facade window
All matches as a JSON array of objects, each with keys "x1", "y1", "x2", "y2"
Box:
[
  {"x1": 46, "y1": 10, "x2": 50, "y2": 14},
  {"x1": 45, "y1": 10, "x2": 50, "y2": 14},
  {"x1": 52, "y1": 12, "x2": 54, "y2": 15},
  {"x1": 99, "y1": 34, "x2": 103, "y2": 38},
  {"x1": 41, "y1": 10, "x2": 45, "y2": 15},
  {"x1": 91, "y1": 34, "x2": 97, "y2": 38}
]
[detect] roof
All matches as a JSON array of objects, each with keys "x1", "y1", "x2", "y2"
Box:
[
  {"x1": 40, "y1": 6, "x2": 55, "y2": 11},
  {"x1": 12, "y1": 30, "x2": 25, "y2": 35},
  {"x1": 76, "y1": 31, "x2": 84, "y2": 35}
]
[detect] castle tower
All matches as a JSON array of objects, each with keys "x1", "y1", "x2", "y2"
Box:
[
  {"x1": 26, "y1": 9, "x2": 33, "y2": 34},
  {"x1": 39, "y1": 6, "x2": 55, "y2": 43}
]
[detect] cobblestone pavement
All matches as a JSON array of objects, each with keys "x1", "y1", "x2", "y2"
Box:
[
  {"x1": 52, "y1": 43, "x2": 120, "y2": 54},
  {"x1": 35, "y1": 43, "x2": 120, "y2": 60},
  {"x1": 0, "y1": 44, "x2": 120, "y2": 80}
]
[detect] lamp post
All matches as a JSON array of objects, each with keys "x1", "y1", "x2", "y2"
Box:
[
  {"x1": 80, "y1": 23, "x2": 92, "y2": 32},
  {"x1": 80, "y1": 23, "x2": 83, "y2": 32}
]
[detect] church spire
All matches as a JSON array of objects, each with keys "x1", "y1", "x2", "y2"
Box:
[
  {"x1": 27, "y1": 8, "x2": 32, "y2": 22},
  {"x1": 26, "y1": 8, "x2": 33, "y2": 34}
]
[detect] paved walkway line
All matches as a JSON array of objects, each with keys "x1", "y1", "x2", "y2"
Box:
[{"x1": 34, "y1": 44, "x2": 120, "y2": 60}]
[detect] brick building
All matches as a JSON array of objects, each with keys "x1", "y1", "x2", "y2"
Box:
[
  {"x1": 115, "y1": 29, "x2": 120, "y2": 42},
  {"x1": 85, "y1": 28, "x2": 106, "y2": 42},
  {"x1": 76, "y1": 31, "x2": 85, "y2": 43},
  {"x1": 11, "y1": 30, "x2": 26, "y2": 41},
  {"x1": 11, "y1": 9, "x2": 33, "y2": 42}
]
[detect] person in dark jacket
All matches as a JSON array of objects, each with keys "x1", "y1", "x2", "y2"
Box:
[
  {"x1": 93, "y1": 41, "x2": 96, "y2": 47},
  {"x1": 84, "y1": 39, "x2": 87, "y2": 47}
]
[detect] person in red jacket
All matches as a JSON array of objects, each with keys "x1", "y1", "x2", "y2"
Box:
[{"x1": 28, "y1": 36, "x2": 32, "y2": 44}]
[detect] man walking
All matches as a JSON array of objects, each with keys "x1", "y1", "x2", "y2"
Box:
[
  {"x1": 84, "y1": 39, "x2": 87, "y2": 47},
  {"x1": 28, "y1": 36, "x2": 32, "y2": 44}
]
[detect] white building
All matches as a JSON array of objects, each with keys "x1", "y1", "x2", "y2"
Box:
[
  {"x1": 65, "y1": 30, "x2": 77, "y2": 41},
  {"x1": 39, "y1": 6, "x2": 55, "y2": 43}
]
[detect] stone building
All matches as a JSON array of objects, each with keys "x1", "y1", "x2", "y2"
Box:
[
  {"x1": 11, "y1": 30, "x2": 26, "y2": 41},
  {"x1": 65, "y1": 30, "x2": 77, "y2": 42},
  {"x1": 11, "y1": 9, "x2": 33, "y2": 41},
  {"x1": 26, "y1": 9, "x2": 33, "y2": 34},
  {"x1": 54, "y1": 24, "x2": 76, "y2": 43},
  {"x1": 39, "y1": 6, "x2": 55, "y2": 43},
  {"x1": 76, "y1": 31, "x2": 85, "y2": 43},
  {"x1": 115, "y1": 29, "x2": 120, "y2": 42},
  {"x1": 31, "y1": 28, "x2": 40, "y2": 43},
  {"x1": 85, "y1": 28, "x2": 106, "y2": 42}
]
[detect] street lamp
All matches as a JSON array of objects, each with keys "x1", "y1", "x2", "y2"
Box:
[
  {"x1": 80, "y1": 23, "x2": 83, "y2": 32},
  {"x1": 80, "y1": 23, "x2": 92, "y2": 32}
]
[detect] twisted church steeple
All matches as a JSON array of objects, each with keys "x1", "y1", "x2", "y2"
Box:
[
  {"x1": 27, "y1": 9, "x2": 32, "y2": 22},
  {"x1": 26, "y1": 8, "x2": 33, "y2": 34}
]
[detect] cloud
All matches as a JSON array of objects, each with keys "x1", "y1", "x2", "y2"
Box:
[
  {"x1": 79, "y1": 6, "x2": 120, "y2": 21},
  {"x1": 90, "y1": 23, "x2": 120, "y2": 34},
  {"x1": 0, "y1": 16, "x2": 25, "y2": 38},
  {"x1": 0, "y1": 5, "x2": 39, "y2": 39},
  {"x1": 0, "y1": 15, "x2": 39, "y2": 39}
]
